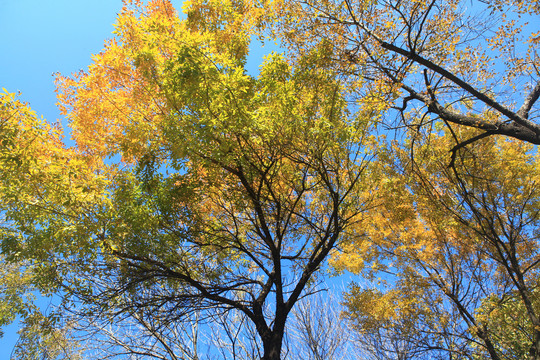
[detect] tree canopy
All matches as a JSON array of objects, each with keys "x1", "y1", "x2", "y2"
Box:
[
  {"x1": 2, "y1": 1, "x2": 373, "y2": 359},
  {"x1": 1, "y1": 0, "x2": 540, "y2": 359},
  {"x1": 337, "y1": 128, "x2": 540, "y2": 359},
  {"x1": 263, "y1": 0, "x2": 540, "y2": 145}
]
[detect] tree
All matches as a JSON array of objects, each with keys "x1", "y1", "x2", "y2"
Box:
[
  {"x1": 11, "y1": 311, "x2": 83, "y2": 360},
  {"x1": 0, "y1": 256, "x2": 35, "y2": 338},
  {"x1": 334, "y1": 126, "x2": 540, "y2": 360},
  {"x1": 260, "y1": 0, "x2": 540, "y2": 148},
  {"x1": 251, "y1": 1, "x2": 540, "y2": 358},
  {"x1": 287, "y1": 289, "x2": 358, "y2": 360},
  {"x1": 1, "y1": 1, "x2": 375, "y2": 359},
  {"x1": 68, "y1": 306, "x2": 204, "y2": 360},
  {"x1": 0, "y1": 89, "x2": 90, "y2": 359}
]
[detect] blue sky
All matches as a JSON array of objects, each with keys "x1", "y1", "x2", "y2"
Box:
[{"x1": 0, "y1": 1, "x2": 125, "y2": 129}]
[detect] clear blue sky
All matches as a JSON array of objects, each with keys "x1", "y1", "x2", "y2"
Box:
[
  {"x1": 0, "y1": 0, "x2": 126, "y2": 129},
  {"x1": 0, "y1": 1, "x2": 279, "y2": 357}
]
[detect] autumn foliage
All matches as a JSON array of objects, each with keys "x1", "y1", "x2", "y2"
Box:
[{"x1": 1, "y1": 0, "x2": 540, "y2": 359}]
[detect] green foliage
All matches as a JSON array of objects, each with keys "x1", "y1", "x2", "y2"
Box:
[
  {"x1": 0, "y1": 257, "x2": 35, "y2": 337},
  {"x1": 1, "y1": 2, "x2": 373, "y2": 359},
  {"x1": 12, "y1": 312, "x2": 82, "y2": 360},
  {"x1": 3, "y1": 0, "x2": 540, "y2": 359}
]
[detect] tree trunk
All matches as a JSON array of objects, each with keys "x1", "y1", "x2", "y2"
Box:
[
  {"x1": 529, "y1": 334, "x2": 540, "y2": 360},
  {"x1": 261, "y1": 332, "x2": 284, "y2": 360}
]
